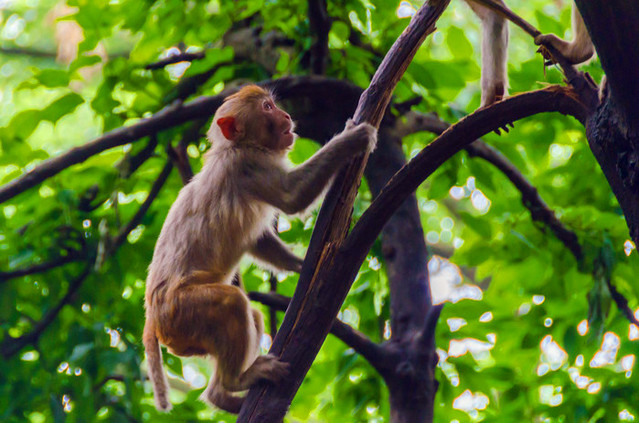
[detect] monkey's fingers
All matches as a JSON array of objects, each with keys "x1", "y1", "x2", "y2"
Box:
[{"x1": 536, "y1": 45, "x2": 558, "y2": 65}]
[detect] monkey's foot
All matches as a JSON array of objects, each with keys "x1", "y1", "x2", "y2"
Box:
[
  {"x1": 202, "y1": 385, "x2": 244, "y2": 414},
  {"x1": 253, "y1": 354, "x2": 290, "y2": 383}
]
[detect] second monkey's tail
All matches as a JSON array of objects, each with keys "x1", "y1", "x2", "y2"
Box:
[{"x1": 143, "y1": 318, "x2": 172, "y2": 412}]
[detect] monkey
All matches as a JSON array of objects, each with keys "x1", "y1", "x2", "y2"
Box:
[
  {"x1": 466, "y1": 1, "x2": 595, "y2": 107},
  {"x1": 143, "y1": 85, "x2": 377, "y2": 413}
]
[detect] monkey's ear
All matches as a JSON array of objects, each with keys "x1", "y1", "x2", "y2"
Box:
[{"x1": 217, "y1": 117, "x2": 239, "y2": 141}]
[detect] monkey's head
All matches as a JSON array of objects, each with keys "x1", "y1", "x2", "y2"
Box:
[{"x1": 210, "y1": 85, "x2": 296, "y2": 151}]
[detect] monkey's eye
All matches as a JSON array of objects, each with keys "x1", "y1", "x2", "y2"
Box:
[{"x1": 263, "y1": 101, "x2": 273, "y2": 111}]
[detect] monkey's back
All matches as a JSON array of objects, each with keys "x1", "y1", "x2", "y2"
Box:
[{"x1": 146, "y1": 144, "x2": 277, "y2": 298}]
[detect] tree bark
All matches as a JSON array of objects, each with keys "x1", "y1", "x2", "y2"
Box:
[
  {"x1": 238, "y1": 1, "x2": 450, "y2": 421},
  {"x1": 575, "y1": 0, "x2": 639, "y2": 245}
]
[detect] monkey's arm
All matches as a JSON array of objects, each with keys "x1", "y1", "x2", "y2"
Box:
[
  {"x1": 247, "y1": 122, "x2": 376, "y2": 214},
  {"x1": 250, "y1": 231, "x2": 303, "y2": 273},
  {"x1": 534, "y1": 4, "x2": 594, "y2": 65}
]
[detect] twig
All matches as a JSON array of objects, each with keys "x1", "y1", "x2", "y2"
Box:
[
  {"x1": 146, "y1": 51, "x2": 206, "y2": 70},
  {"x1": 605, "y1": 278, "x2": 639, "y2": 327},
  {"x1": 470, "y1": 0, "x2": 540, "y2": 38},
  {"x1": 0, "y1": 252, "x2": 82, "y2": 283},
  {"x1": 109, "y1": 160, "x2": 174, "y2": 254}
]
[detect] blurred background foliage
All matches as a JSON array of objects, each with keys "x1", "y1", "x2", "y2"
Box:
[{"x1": 0, "y1": 0, "x2": 637, "y2": 422}]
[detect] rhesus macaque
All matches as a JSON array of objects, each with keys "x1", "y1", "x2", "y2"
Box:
[
  {"x1": 466, "y1": 1, "x2": 595, "y2": 107},
  {"x1": 143, "y1": 85, "x2": 377, "y2": 413}
]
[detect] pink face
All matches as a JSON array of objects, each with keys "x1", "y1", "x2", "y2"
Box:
[{"x1": 258, "y1": 97, "x2": 295, "y2": 150}]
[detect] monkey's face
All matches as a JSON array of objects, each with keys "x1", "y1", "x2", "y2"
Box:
[{"x1": 254, "y1": 97, "x2": 296, "y2": 151}]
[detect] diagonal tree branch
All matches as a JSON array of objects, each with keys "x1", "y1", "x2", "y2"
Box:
[
  {"x1": 108, "y1": 159, "x2": 174, "y2": 255},
  {"x1": 345, "y1": 87, "x2": 587, "y2": 271},
  {"x1": 239, "y1": 2, "x2": 451, "y2": 420},
  {"x1": 400, "y1": 111, "x2": 583, "y2": 260}
]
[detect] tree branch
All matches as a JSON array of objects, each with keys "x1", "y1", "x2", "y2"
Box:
[
  {"x1": 400, "y1": 111, "x2": 583, "y2": 261},
  {"x1": 108, "y1": 159, "x2": 174, "y2": 255},
  {"x1": 0, "y1": 96, "x2": 223, "y2": 205},
  {"x1": 345, "y1": 87, "x2": 587, "y2": 267},
  {"x1": 239, "y1": 2, "x2": 451, "y2": 420},
  {"x1": 146, "y1": 51, "x2": 206, "y2": 70},
  {"x1": 248, "y1": 292, "x2": 385, "y2": 370},
  {"x1": 167, "y1": 120, "x2": 206, "y2": 184},
  {"x1": 0, "y1": 252, "x2": 83, "y2": 283}
]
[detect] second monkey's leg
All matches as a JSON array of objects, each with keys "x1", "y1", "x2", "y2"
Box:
[{"x1": 466, "y1": 0, "x2": 509, "y2": 106}]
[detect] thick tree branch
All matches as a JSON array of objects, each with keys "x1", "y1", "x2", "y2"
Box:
[
  {"x1": 401, "y1": 112, "x2": 583, "y2": 261},
  {"x1": 108, "y1": 160, "x2": 174, "y2": 255},
  {"x1": 239, "y1": 2, "x2": 451, "y2": 420},
  {"x1": 345, "y1": 87, "x2": 586, "y2": 265}
]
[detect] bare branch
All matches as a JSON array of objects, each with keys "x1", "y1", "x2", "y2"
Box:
[
  {"x1": 248, "y1": 292, "x2": 385, "y2": 369},
  {"x1": 0, "y1": 252, "x2": 83, "y2": 283}
]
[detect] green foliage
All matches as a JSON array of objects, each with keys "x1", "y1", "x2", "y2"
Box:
[{"x1": 0, "y1": 0, "x2": 636, "y2": 422}]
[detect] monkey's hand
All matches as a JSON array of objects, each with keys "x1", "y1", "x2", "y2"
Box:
[{"x1": 342, "y1": 119, "x2": 378, "y2": 153}]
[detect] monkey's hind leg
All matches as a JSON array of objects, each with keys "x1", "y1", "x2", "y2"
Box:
[{"x1": 201, "y1": 374, "x2": 244, "y2": 414}]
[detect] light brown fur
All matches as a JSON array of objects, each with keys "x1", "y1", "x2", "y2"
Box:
[
  {"x1": 466, "y1": 0, "x2": 595, "y2": 107},
  {"x1": 143, "y1": 85, "x2": 376, "y2": 413}
]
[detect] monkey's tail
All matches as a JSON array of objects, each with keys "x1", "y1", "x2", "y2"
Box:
[{"x1": 143, "y1": 318, "x2": 172, "y2": 412}]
